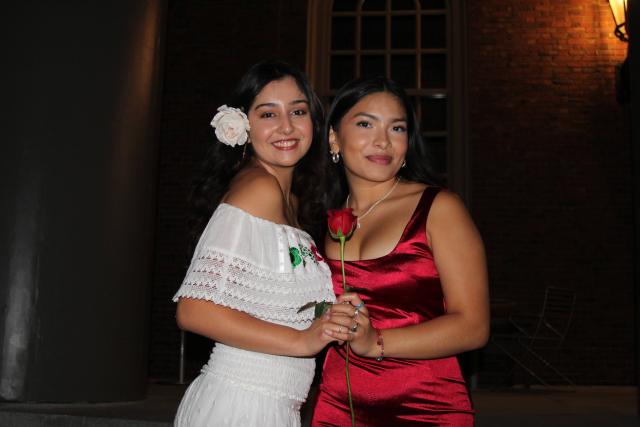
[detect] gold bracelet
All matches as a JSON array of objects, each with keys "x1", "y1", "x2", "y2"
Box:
[{"x1": 374, "y1": 328, "x2": 384, "y2": 361}]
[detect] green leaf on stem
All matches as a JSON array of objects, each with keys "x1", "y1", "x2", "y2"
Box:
[
  {"x1": 297, "y1": 301, "x2": 317, "y2": 313},
  {"x1": 314, "y1": 301, "x2": 332, "y2": 318},
  {"x1": 297, "y1": 301, "x2": 332, "y2": 319}
]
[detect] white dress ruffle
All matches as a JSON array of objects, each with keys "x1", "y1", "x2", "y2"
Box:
[{"x1": 173, "y1": 204, "x2": 335, "y2": 427}]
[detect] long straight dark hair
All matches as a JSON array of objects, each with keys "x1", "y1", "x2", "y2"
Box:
[
  {"x1": 189, "y1": 60, "x2": 327, "y2": 246},
  {"x1": 325, "y1": 76, "x2": 443, "y2": 209}
]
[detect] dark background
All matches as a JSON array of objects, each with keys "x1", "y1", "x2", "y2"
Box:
[
  {"x1": 1, "y1": 0, "x2": 636, "y2": 403},
  {"x1": 151, "y1": 0, "x2": 635, "y2": 386}
]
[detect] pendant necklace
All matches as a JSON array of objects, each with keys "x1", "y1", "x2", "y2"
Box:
[{"x1": 346, "y1": 178, "x2": 400, "y2": 228}]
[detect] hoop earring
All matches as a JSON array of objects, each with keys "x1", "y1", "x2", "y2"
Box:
[
  {"x1": 401, "y1": 160, "x2": 406, "y2": 168},
  {"x1": 331, "y1": 152, "x2": 340, "y2": 164}
]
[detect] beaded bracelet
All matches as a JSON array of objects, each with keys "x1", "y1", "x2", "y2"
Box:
[{"x1": 374, "y1": 328, "x2": 384, "y2": 361}]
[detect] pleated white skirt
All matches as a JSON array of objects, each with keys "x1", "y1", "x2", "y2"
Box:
[{"x1": 174, "y1": 344, "x2": 315, "y2": 427}]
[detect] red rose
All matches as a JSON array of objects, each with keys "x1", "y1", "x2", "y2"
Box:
[
  {"x1": 327, "y1": 208, "x2": 357, "y2": 240},
  {"x1": 326, "y1": 207, "x2": 358, "y2": 427}
]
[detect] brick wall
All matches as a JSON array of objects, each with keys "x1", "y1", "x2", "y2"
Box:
[
  {"x1": 467, "y1": 0, "x2": 633, "y2": 384},
  {"x1": 150, "y1": 0, "x2": 308, "y2": 380}
]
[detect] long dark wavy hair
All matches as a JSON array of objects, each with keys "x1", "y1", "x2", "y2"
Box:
[
  {"x1": 325, "y1": 76, "x2": 443, "y2": 209},
  {"x1": 188, "y1": 60, "x2": 327, "y2": 246}
]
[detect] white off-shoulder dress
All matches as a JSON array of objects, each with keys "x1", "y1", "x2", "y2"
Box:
[{"x1": 173, "y1": 203, "x2": 335, "y2": 427}]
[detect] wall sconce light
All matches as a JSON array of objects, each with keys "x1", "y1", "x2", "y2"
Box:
[
  {"x1": 608, "y1": 0, "x2": 629, "y2": 41},
  {"x1": 607, "y1": 0, "x2": 629, "y2": 103}
]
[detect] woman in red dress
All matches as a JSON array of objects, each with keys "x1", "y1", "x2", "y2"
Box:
[{"x1": 312, "y1": 77, "x2": 490, "y2": 426}]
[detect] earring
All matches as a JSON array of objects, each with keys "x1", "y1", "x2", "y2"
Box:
[
  {"x1": 401, "y1": 160, "x2": 406, "y2": 168},
  {"x1": 331, "y1": 152, "x2": 340, "y2": 164}
]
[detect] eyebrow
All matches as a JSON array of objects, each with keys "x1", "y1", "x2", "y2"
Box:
[
  {"x1": 353, "y1": 112, "x2": 407, "y2": 122},
  {"x1": 253, "y1": 99, "x2": 309, "y2": 110}
]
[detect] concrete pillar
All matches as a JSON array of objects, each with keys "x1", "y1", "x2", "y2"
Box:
[{"x1": 0, "y1": 0, "x2": 166, "y2": 402}]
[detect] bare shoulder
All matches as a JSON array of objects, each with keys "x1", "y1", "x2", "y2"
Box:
[
  {"x1": 428, "y1": 189, "x2": 477, "y2": 234},
  {"x1": 223, "y1": 167, "x2": 288, "y2": 224},
  {"x1": 431, "y1": 189, "x2": 467, "y2": 215}
]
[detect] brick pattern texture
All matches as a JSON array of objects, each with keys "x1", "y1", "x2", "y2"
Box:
[{"x1": 467, "y1": 0, "x2": 632, "y2": 384}]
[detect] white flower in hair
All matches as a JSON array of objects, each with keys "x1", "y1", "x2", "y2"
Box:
[{"x1": 210, "y1": 105, "x2": 250, "y2": 147}]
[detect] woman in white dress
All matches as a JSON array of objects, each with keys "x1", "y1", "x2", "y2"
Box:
[{"x1": 173, "y1": 60, "x2": 338, "y2": 426}]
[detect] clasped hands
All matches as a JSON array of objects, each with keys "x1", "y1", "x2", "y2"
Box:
[{"x1": 322, "y1": 292, "x2": 378, "y2": 358}]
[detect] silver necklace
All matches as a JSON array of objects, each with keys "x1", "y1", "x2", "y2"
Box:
[{"x1": 346, "y1": 178, "x2": 400, "y2": 228}]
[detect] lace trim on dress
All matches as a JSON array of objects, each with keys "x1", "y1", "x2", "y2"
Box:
[{"x1": 173, "y1": 248, "x2": 335, "y2": 324}]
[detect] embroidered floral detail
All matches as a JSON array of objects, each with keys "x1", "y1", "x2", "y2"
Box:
[
  {"x1": 289, "y1": 247, "x2": 302, "y2": 267},
  {"x1": 290, "y1": 245, "x2": 323, "y2": 268},
  {"x1": 300, "y1": 246, "x2": 316, "y2": 265},
  {"x1": 310, "y1": 244, "x2": 324, "y2": 262}
]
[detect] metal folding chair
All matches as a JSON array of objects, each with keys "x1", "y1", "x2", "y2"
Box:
[{"x1": 491, "y1": 286, "x2": 577, "y2": 387}]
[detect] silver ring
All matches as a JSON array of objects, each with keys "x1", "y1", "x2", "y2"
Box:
[
  {"x1": 353, "y1": 308, "x2": 360, "y2": 317},
  {"x1": 350, "y1": 323, "x2": 358, "y2": 332}
]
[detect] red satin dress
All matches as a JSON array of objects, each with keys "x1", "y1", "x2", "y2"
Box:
[{"x1": 312, "y1": 187, "x2": 474, "y2": 426}]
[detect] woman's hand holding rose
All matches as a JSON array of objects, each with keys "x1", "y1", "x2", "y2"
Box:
[{"x1": 328, "y1": 293, "x2": 379, "y2": 358}]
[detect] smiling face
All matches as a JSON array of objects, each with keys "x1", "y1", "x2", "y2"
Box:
[
  {"x1": 330, "y1": 91, "x2": 408, "y2": 184},
  {"x1": 247, "y1": 76, "x2": 313, "y2": 173}
]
